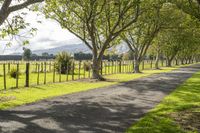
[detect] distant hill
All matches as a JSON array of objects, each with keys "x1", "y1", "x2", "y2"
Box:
[
  {"x1": 33, "y1": 43, "x2": 90, "y2": 55},
  {"x1": 31, "y1": 43, "x2": 129, "y2": 55}
]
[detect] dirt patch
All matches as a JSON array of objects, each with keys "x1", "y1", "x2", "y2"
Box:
[
  {"x1": 0, "y1": 96, "x2": 16, "y2": 102},
  {"x1": 170, "y1": 107, "x2": 200, "y2": 132}
]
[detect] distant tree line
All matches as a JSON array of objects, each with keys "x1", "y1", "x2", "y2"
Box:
[
  {"x1": 0, "y1": 51, "x2": 123, "y2": 61},
  {"x1": 1, "y1": 50, "x2": 167, "y2": 61},
  {"x1": 0, "y1": 55, "x2": 55, "y2": 61},
  {"x1": 74, "y1": 52, "x2": 122, "y2": 61}
]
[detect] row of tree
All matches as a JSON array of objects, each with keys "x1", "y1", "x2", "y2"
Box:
[
  {"x1": 44, "y1": 0, "x2": 200, "y2": 80},
  {"x1": 1, "y1": 0, "x2": 200, "y2": 80}
]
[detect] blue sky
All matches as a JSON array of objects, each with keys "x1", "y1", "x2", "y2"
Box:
[{"x1": 0, "y1": 10, "x2": 81, "y2": 55}]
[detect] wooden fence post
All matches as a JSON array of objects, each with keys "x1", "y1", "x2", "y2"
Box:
[
  {"x1": 35, "y1": 63, "x2": 37, "y2": 72},
  {"x1": 8, "y1": 63, "x2": 10, "y2": 73},
  {"x1": 59, "y1": 64, "x2": 62, "y2": 82},
  {"x1": 88, "y1": 65, "x2": 91, "y2": 78},
  {"x1": 119, "y1": 61, "x2": 122, "y2": 73},
  {"x1": 123, "y1": 61, "x2": 125, "y2": 73},
  {"x1": 100, "y1": 61, "x2": 103, "y2": 75},
  {"x1": 44, "y1": 62, "x2": 47, "y2": 84},
  {"x1": 25, "y1": 63, "x2": 30, "y2": 87},
  {"x1": 126, "y1": 61, "x2": 128, "y2": 72},
  {"x1": 41, "y1": 63, "x2": 43, "y2": 73},
  {"x1": 16, "y1": 63, "x2": 19, "y2": 88},
  {"x1": 142, "y1": 61, "x2": 144, "y2": 70},
  {"x1": 105, "y1": 61, "x2": 107, "y2": 75},
  {"x1": 78, "y1": 61, "x2": 81, "y2": 79},
  {"x1": 111, "y1": 61, "x2": 113, "y2": 74},
  {"x1": 108, "y1": 61, "x2": 110, "y2": 74},
  {"x1": 66, "y1": 63, "x2": 69, "y2": 81},
  {"x1": 83, "y1": 63, "x2": 86, "y2": 78},
  {"x1": 53, "y1": 63, "x2": 56, "y2": 83},
  {"x1": 37, "y1": 64, "x2": 40, "y2": 85},
  {"x1": 132, "y1": 60, "x2": 135, "y2": 72},
  {"x1": 3, "y1": 64, "x2": 6, "y2": 90},
  {"x1": 72, "y1": 62, "x2": 75, "y2": 80},
  {"x1": 115, "y1": 61, "x2": 117, "y2": 74}
]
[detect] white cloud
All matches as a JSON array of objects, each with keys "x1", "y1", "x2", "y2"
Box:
[{"x1": 0, "y1": 9, "x2": 81, "y2": 55}]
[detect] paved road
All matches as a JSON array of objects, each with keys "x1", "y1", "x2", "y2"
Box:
[{"x1": 0, "y1": 64, "x2": 200, "y2": 133}]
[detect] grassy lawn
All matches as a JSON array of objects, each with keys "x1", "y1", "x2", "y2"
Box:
[
  {"x1": 126, "y1": 70, "x2": 200, "y2": 133},
  {"x1": 0, "y1": 66, "x2": 181, "y2": 110},
  {"x1": 0, "y1": 62, "x2": 137, "y2": 90},
  {"x1": 0, "y1": 60, "x2": 170, "y2": 90}
]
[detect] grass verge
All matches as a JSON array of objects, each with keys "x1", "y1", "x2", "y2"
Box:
[
  {"x1": 126, "y1": 70, "x2": 200, "y2": 133},
  {"x1": 0, "y1": 65, "x2": 192, "y2": 110}
]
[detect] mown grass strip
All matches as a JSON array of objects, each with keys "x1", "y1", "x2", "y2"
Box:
[{"x1": 126, "y1": 69, "x2": 200, "y2": 133}]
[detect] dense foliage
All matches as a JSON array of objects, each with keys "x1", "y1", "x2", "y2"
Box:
[
  {"x1": 9, "y1": 68, "x2": 20, "y2": 79},
  {"x1": 55, "y1": 52, "x2": 73, "y2": 74}
]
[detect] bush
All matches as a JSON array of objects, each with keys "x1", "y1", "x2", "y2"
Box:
[
  {"x1": 9, "y1": 68, "x2": 20, "y2": 79},
  {"x1": 83, "y1": 61, "x2": 92, "y2": 71},
  {"x1": 55, "y1": 52, "x2": 73, "y2": 74}
]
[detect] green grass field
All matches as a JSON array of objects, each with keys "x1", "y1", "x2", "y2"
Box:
[
  {"x1": 0, "y1": 60, "x2": 169, "y2": 90},
  {"x1": 0, "y1": 65, "x2": 179, "y2": 110},
  {"x1": 126, "y1": 70, "x2": 200, "y2": 133}
]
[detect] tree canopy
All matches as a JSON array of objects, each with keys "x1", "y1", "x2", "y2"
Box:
[{"x1": 1, "y1": 0, "x2": 200, "y2": 80}]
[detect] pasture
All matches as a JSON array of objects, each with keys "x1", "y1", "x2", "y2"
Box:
[{"x1": 0, "y1": 59, "x2": 174, "y2": 91}]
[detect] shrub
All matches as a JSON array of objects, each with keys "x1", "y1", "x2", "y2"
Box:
[
  {"x1": 55, "y1": 52, "x2": 73, "y2": 74},
  {"x1": 9, "y1": 68, "x2": 20, "y2": 79},
  {"x1": 83, "y1": 61, "x2": 92, "y2": 71}
]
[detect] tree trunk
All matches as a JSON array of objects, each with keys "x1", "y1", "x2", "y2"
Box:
[
  {"x1": 175, "y1": 59, "x2": 178, "y2": 65},
  {"x1": 92, "y1": 56, "x2": 105, "y2": 81},
  {"x1": 189, "y1": 58, "x2": 192, "y2": 64},
  {"x1": 186, "y1": 59, "x2": 188, "y2": 64},
  {"x1": 132, "y1": 52, "x2": 141, "y2": 73},
  {"x1": 166, "y1": 58, "x2": 172, "y2": 67},
  {"x1": 181, "y1": 59, "x2": 184, "y2": 65},
  {"x1": 155, "y1": 52, "x2": 160, "y2": 69},
  {"x1": 134, "y1": 59, "x2": 141, "y2": 73}
]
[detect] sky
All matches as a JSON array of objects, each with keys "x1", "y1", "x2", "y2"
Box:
[{"x1": 0, "y1": 10, "x2": 81, "y2": 55}]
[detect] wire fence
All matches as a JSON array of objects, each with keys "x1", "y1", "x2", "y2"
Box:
[{"x1": 0, "y1": 59, "x2": 196, "y2": 91}]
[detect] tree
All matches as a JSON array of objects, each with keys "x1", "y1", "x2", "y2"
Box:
[
  {"x1": 0, "y1": 0, "x2": 44, "y2": 45},
  {"x1": 176, "y1": 28, "x2": 200, "y2": 64},
  {"x1": 44, "y1": 0, "x2": 141, "y2": 80},
  {"x1": 42, "y1": 52, "x2": 49, "y2": 60},
  {"x1": 121, "y1": 1, "x2": 163, "y2": 73},
  {"x1": 0, "y1": 0, "x2": 43, "y2": 26},
  {"x1": 148, "y1": 39, "x2": 162, "y2": 69},
  {"x1": 122, "y1": 51, "x2": 134, "y2": 60},
  {"x1": 23, "y1": 47, "x2": 32, "y2": 61},
  {"x1": 55, "y1": 51, "x2": 72, "y2": 74},
  {"x1": 146, "y1": 3, "x2": 198, "y2": 68},
  {"x1": 167, "y1": 0, "x2": 200, "y2": 20}
]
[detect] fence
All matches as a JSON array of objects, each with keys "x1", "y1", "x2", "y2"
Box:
[{"x1": 0, "y1": 59, "x2": 196, "y2": 91}]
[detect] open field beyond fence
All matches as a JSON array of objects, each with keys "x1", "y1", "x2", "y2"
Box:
[{"x1": 0, "y1": 59, "x2": 192, "y2": 91}]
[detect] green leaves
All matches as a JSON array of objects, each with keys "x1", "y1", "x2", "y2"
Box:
[
  {"x1": 44, "y1": 0, "x2": 140, "y2": 46},
  {"x1": 23, "y1": 40, "x2": 30, "y2": 45}
]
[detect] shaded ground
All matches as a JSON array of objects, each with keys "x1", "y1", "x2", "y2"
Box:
[{"x1": 0, "y1": 64, "x2": 200, "y2": 133}]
